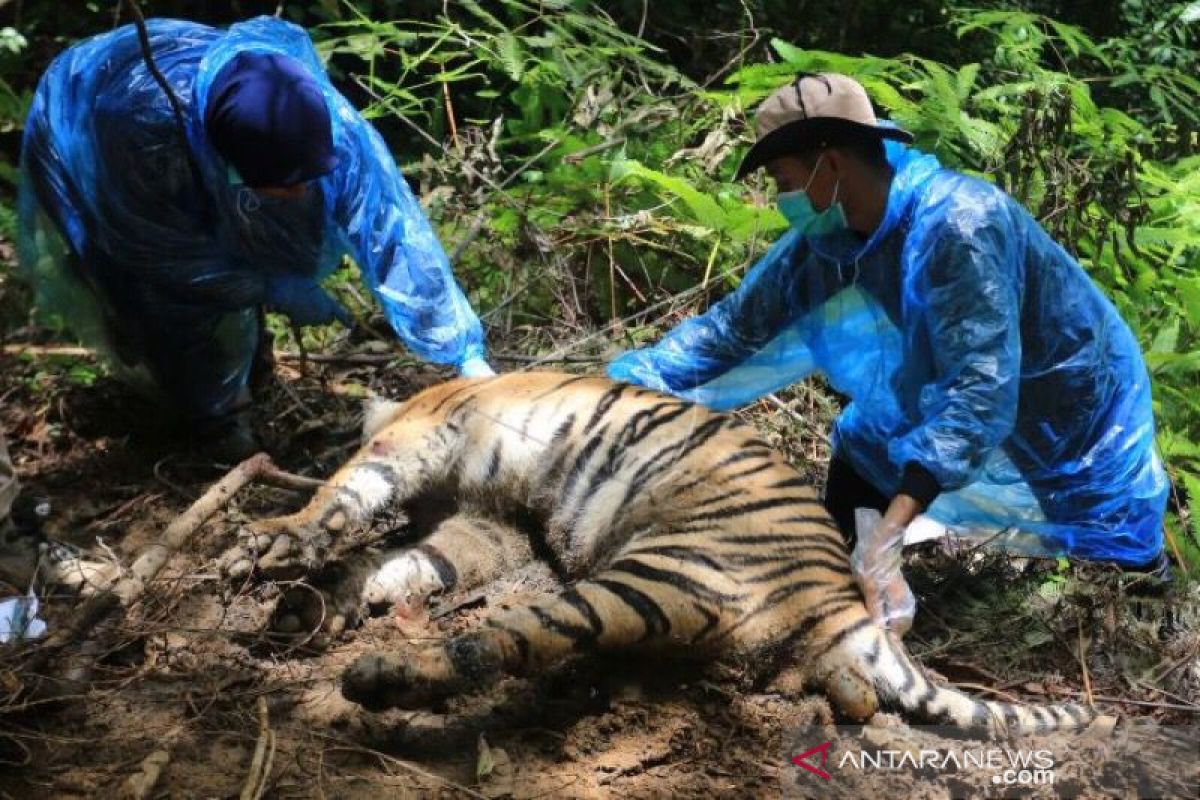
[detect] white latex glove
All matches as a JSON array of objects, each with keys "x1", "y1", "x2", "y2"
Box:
[
  {"x1": 459, "y1": 356, "x2": 497, "y2": 379},
  {"x1": 850, "y1": 507, "x2": 916, "y2": 636}
]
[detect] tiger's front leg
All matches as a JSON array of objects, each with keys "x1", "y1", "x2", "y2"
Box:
[
  {"x1": 268, "y1": 512, "x2": 533, "y2": 643},
  {"x1": 220, "y1": 414, "x2": 463, "y2": 580}
]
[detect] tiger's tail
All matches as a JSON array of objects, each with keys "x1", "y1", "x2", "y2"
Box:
[{"x1": 857, "y1": 625, "x2": 1096, "y2": 736}]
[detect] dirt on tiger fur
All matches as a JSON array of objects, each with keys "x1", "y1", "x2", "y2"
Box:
[{"x1": 1, "y1": 350, "x2": 1198, "y2": 799}]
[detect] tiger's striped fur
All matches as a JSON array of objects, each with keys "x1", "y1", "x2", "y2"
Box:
[{"x1": 243, "y1": 372, "x2": 1094, "y2": 735}]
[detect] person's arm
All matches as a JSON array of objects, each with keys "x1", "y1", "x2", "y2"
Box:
[
  {"x1": 887, "y1": 208, "x2": 1023, "y2": 498},
  {"x1": 608, "y1": 230, "x2": 826, "y2": 394},
  {"x1": 854, "y1": 197, "x2": 1023, "y2": 634},
  {"x1": 330, "y1": 110, "x2": 491, "y2": 375}
]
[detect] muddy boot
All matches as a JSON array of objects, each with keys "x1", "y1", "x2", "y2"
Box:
[
  {"x1": 0, "y1": 519, "x2": 40, "y2": 592},
  {"x1": 194, "y1": 408, "x2": 261, "y2": 464},
  {"x1": 249, "y1": 306, "x2": 276, "y2": 394}
]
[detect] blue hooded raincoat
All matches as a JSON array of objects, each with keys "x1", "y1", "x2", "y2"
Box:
[
  {"x1": 609, "y1": 142, "x2": 1167, "y2": 565},
  {"x1": 18, "y1": 17, "x2": 487, "y2": 420}
]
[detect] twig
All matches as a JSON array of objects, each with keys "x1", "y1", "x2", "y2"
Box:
[
  {"x1": 120, "y1": 748, "x2": 171, "y2": 800},
  {"x1": 1077, "y1": 611, "x2": 1094, "y2": 706},
  {"x1": 241, "y1": 696, "x2": 277, "y2": 800},
  {"x1": 23, "y1": 454, "x2": 274, "y2": 681},
  {"x1": 429, "y1": 589, "x2": 487, "y2": 620},
  {"x1": 276, "y1": 351, "x2": 398, "y2": 365},
  {"x1": 1133, "y1": 678, "x2": 1200, "y2": 709},
  {"x1": 258, "y1": 465, "x2": 325, "y2": 492},
  {"x1": 1056, "y1": 689, "x2": 1200, "y2": 714},
  {"x1": 316, "y1": 737, "x2": 489, "y2": 800},
  {"x1": 1, "y1": 344, "x2": 94, "y2": 358},
  {"x1": 563, "y1": 137, "x2": 627, "y2": 164},
  {"x1": 948, "y1": 682, "x2": 1021, "y2": 703}
]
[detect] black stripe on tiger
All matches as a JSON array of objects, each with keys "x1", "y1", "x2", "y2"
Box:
[
  {"x1": 591, "y1": 578, "x2": 671, "y2": 640},
  {"x1": 608, "y1": 557, "x2": 748, "y2": 605},
  {"x1": 712, "y1": 448, "x2": 774, "y2": 471},
  {"x1": 724, "y1": 461, "x2": 778, "y2": 482},
  {"x1": 624, "y1": 416, "x2": 730, "y2": 491},
  {"x1": 561, "y1": 588, "x2": 605, "y2": 637},
  {"x1": 621, "y1": 403, "x2": 692, "y2": 448},
  {"x1": 541, "y1": 413, "x2": 579, "y2": 480},
  {"x1": 583, "y1": 383, "x2": 628, "y2": 434},
  {"x1": 334, "y1": 485, "x2": 364, "y2": 507},
  {"x1": 613, "y1": 415, "x2": 730, "y2": 510},
  {"x1": 485, "y1": 440, "x2": 504, "y2": 481},
  {"x1": 742, "y1": 556, "x2": 854, "y2": 583},
  {"x1": 714, "y1": 533, "x2": 835, "y2": 546},
  {"x1": 429, "y1": 383, "x2": 476, "y2": 415},
  {"x1": 559, "y1": 426, "x2": 609, "y2": 500},
  {"x1": 808, "y1": 616, "x2": 873, "y2": 663},
  {"x1": 530, "y1": 606, "x2": 598, "y2": 649},
  {"x1": 355, "y1": 461, "x2": 401, "y2": 487},
  {"x1": 622, "y1": 544, "x2": 726, "y2": 572},
  {"x1": 768, "y1": 476, "x2": 815, "y2": 491},
  {"x1": 530, "y1": 375, "x2": 591, "y2": 402},
  {"x1": 721, "y1": 539, "x2": 849, "y2": 567},
  {"x1": 481, "y1": 619, "x2": 531, "y2": 666},
  {"x1": 691, "y1": 603, "x2": 721, "y2": 644},
  {"x1": 679, "y1": 496, "x2": 821, "y2": 525},
  {"x1": 416, "y1": 544, "x2": 458, "y2": 590}
]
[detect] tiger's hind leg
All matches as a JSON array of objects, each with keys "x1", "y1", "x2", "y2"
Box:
[
  {"x1": 271, "y1": 512, "x2": 533, "y2": 641},
  {"x1": 342, "y1": 553, "x2": 746, "y2": 710},
  {"x1": 363, "y1": 512, "x2": 533, "y2": 610},
  {"x1": 220, "y1": 410, "x2": 467, "y2": 580}
]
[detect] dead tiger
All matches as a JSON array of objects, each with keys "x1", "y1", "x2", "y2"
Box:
[{"x1": 220, "y1": 372, "x2": 1094, "y2": 735}]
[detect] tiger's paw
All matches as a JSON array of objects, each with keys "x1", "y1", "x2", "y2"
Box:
[
  {"x1": 342, "y1": 653, "x2": 436, "y2": 711},
  {"x1": 219, "y1": 516, "x2": 331, "y2": 581}
]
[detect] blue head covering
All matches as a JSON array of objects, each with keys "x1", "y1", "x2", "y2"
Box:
[{"x1": 204, "y1": 51, "x2": 339, "y2": 187}]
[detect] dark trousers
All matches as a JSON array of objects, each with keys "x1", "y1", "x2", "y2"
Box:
[{"x1": 822, "y1": 454, "x2": 888, "y2": 551}]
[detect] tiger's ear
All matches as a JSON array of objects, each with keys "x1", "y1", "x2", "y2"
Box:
[{"x1": 362, "y1": 394, "x2": 404, "y2": 441}]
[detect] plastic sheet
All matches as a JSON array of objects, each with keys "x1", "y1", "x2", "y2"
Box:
[
  {"x1": 609, "y1": 141, "x2": 1167, "y2": 565},
  {"x1": 18, "y1": 17, "x2": 486, "y2": 419}
]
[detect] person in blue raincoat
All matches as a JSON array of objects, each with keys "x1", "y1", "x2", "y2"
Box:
[
  {"x1": 18, "y1": 17, "x2": 495, "y2": 460},
  {"x1": 609, "y1": 74, "x2": 1171, "y2": 631}
]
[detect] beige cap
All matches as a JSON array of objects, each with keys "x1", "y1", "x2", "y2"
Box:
[{"x1": 735, "y1": 73, "x2": 912, "y2": 179}]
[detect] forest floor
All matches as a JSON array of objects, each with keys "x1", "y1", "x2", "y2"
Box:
[{"x1": 0, "y1": 343, "x2": 1197, "y2": 799}]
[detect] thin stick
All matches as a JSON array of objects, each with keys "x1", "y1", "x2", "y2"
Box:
[
  {"x1": 317, "y1": 738, "x2": 489, "y2": 800},
  {"x1": 276, "y1": 351, "x2": 398, "y2": 365},
  {"x1": 442, "y1": 81, "x2": 460, "y2": 152},
  {"x1": 120, "y1": 748, "x2": 171, "y2": 800},
  {"x1": 1, "y1": 344, "x2": 94, "y2": 358},
  {"x1": 241, "y1": 696, "x2": 277, "y2": 800},
  {"x1": 258, "y1": 465, "x2": 325, "y2": 491},
  {"x1": 23, "y1": 453, "x2": 273, "y2": 679},
  {"x1": 563, "y1": 136, "x2": 627, "y2": 164},
  {"x1": 1077, "y1": 612, "x2": 1094, "y2": 707},
  {"x1": 1056, "y1": 689, "x2": 1200, "y2": 714}
]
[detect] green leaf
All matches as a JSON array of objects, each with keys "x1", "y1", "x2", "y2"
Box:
[
  {"x1": 1150, "y1": 321, "x2": 1180, "y2": 354},
  {"x1": 496, "y1": 33, "x2": 525, "y2": 82}
]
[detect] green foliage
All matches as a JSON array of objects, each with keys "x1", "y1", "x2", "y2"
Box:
[{"x1": 0, "y1": 0, "x2": 1196, "y2": 570}]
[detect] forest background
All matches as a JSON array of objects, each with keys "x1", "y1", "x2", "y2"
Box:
[{"x1": 0, "y1": 0, "x2": 1197, "y2": 570}]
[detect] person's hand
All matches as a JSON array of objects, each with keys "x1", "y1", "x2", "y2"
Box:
[
  {"x1": 266, "y1": 275, "x2": 351, "y2": 327},
  {"x1": 459, "y1": 356, "x2": 496, "y2": 379},
  {"x1": 850, "y1": 507, "x2": 916, "y2": 636}
]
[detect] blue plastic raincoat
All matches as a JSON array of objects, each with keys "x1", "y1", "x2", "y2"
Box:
[
  {"x1": 609, "y1": 142, "x2": 1167, "y2": 565},
  {"x1": 18, "y1": 17, "x2": 487, "y2": 420}
]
